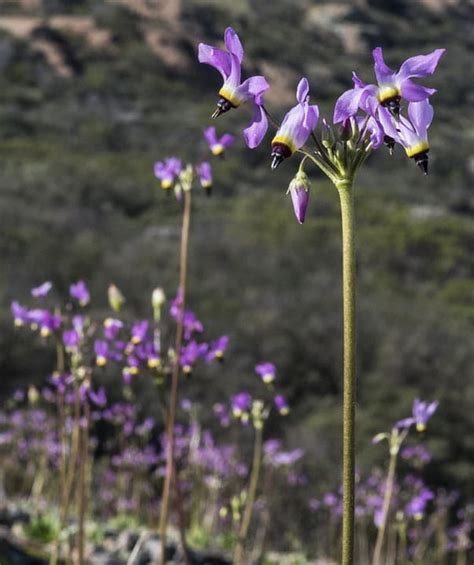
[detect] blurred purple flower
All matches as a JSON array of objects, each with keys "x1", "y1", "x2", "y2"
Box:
[
  {"x1": 63, "y1": 329, "x2": 80, "y2": 351},
  {"x1": 154, "y1": 157, "x2": 182, "y2": 190},
  {"x1": 11, "y1": 302, "x2": 29, "y2": 326},
  {"x1": 196, "y1": 161, "x2": 213, "y2": 192},
  {"x1": 95, "y1": 340, "x2": 109, "y2": 366},
  {"x1": 231, "y1": 391, "x2": 252, "y2": 417},
  {"x1": 206, "y1": 335, "x2": 229, "y2": 362},
  {"x1": 104, "y1": 318, "x2": 124, "y2": 340},
  {"x1": 70, "y1": 280, "x2": 90, "y2": 306},
  {"x1": 255, "y1": 362, "x2": 276, "y2": 384},
  {"x1": 31, "y1": 281, "x2": 52, "y2": 298},
  {"x1": 274, "y1": 394, "x2": 289, "y2": 415},
  {"x1": 89, "y1": 386, "x2": 107, "y2": 407},
  {"x1": 131, "y1": 320, "x2": 149, "y2": 344},
  {"x1": 203, "y1": 126, "x2": 235, "y2": 155},
  {"x1": 398, "y1": 398, "x2": 439, "y2": 432}
]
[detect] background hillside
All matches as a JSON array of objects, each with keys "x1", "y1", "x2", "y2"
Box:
[{"x1": 0, "y1": 0, "x2": 473, "y2": 506}]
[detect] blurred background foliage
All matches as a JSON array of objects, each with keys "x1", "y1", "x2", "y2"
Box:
[{"x1": 0, "y1": 0, "x2": 473, "y2": 503}]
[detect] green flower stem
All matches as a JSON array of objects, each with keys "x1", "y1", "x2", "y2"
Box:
[
  {"x1": 336, "y1": 180, "x2": 356, "y2": 565},
  {"x1": 233, "y1": 424, "x2": 264, "y2": 565},
  {"x1": 372, "y1": 448, "x2": 398, "y2": 565},
  {"x1": 159, "y1": 188, "x2": 192, "y2": 565}
]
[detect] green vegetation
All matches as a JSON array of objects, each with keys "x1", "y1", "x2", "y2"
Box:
[{"x1": 0, "y1": 0, "x2": 472, "y2": 527}]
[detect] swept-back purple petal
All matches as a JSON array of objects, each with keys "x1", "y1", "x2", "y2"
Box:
[
  {"x1": 204, "y1": 126, "x2": 217, "y2": 146},
  {"x1": 373, "y1": 47, "x2": 395, "y2": 85},
  {"x1": 398, "y1": 49, "x2": 445, "y2": 80},
  {"x1": 220, "y1": 133, "x2": 235, "y2": 147},
  {"x1": 333, "y1": 88, "x2": 364, "y2": 123},
  {"x1": 304, "y1": 104, "x2": 319, "y2": 131},
  {"x1": 238, "y1": 75, "x2": 270, "y2": 104},
  {"x1": 400, "y1": 80, "x2": 436, "y2": 102},
  {"x1": 198, "y1": 43, "x2": 231, "y2": 80},
  {"x1": 352, "y1": 72, "x2": 366, "y2": 89},
  {"x1": 296, "y1": 78, "x2": 310, "y2": 104},
  {"x1": 377, "y1": 107, "x2": 401, "y2": 142},
  {"x1": 243, "y1": 103, "x2": 268, "y2": 148},
  {"x1": 408, "y1": 100, "x2": 434, "y2": 135},
  {"x1": 224, "y1": 27, "x2": 244, "y2": 63}
]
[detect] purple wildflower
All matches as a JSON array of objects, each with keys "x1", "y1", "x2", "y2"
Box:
[
  {"x1": 198, "y1": 27, "x2": 270, "y2": 148},
  {"x1": 31, "y1": 281, "x2": 52, "y2": 298},
  {"x1": 378, "y1": 100, "x2": 433, "y2": 174},
  {"x1": 70, "y1": 280, "x2": 90, "y2": 306},
  {"x1": 183, "y1": 311, "x2": 204, "y2": 340},
  {"x1": 255, "y1": 362, "x2": 276, "y2": 384},
  {"x1": 334, "y1": 47, "x2": 445, "y2": 122},
  {"x1": 103, "y1": 318, "x2": 124, "y2": 340},
  {"x1": 95, "y1": 340, "x2": 109, "y2": 366},
  {"x1": 405, "y1": 488, "x2": 434, "y2": 519},
  {"x1": 206, "y1": 335, "x2": 229, "y2": 362},
  {"x1": 203, "y1": 126, "x2": 235, "y2": 156},
  {"x1": 231, "y1": 391, "x2": 252, "y2": 417},
  {"x1": 195, "y1": 161, "x2": 213, "y2": 193},
  {"x1": 398, "y1": 398, "x2": 439, "y2": 432},
  {"x1": 131, "y1": 320, "x2": 149, "y2": 344},
  {"x1": 274, "y1": 394, "x2": 289, "y2": 416},
  {"x1": 63, "y1": 329, "x2": 80, "y2": 351},
  {"x1": 37, "y1": 310, "x2": 62, "y2": 337},
  {"x1": 154, "y1": 157, "x2": 182, "y2": 190},
  {"x1": 271, "y1": 78, "x2": 319, "y2": 169},
  {"x1": 89, "y1": 386, "x2": 107, "y2": 407},
  {"x1": 180, "y1": 341, "x2": 208, "y2": 373},
  {"x1": 11, "y1": 302, "x2": 29, "y2": 326}
]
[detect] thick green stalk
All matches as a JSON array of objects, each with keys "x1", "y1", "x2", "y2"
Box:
[
  {"x1": 336, "y1": 180, "x2": 356, "y2": 565},
  {"x1": 233, "y1": 425, "x2": 264, "y2": 565}
]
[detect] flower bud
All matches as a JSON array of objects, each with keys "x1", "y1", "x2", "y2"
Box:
[
  {"x1": 152, "y1": 287, "x2": 166, "y2": 320},
  {"x1": 287, "y1": 171, "x2": 310, "y2": 224},
  {"x1": 108, "y1": 284, "x2": 125, "y2": 312},
  {"x1": 179, "y1": 164, "x2": 194, "y2": 192}
]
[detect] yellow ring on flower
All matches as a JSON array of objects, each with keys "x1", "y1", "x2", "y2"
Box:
[
  {"x1": 405, "y1": 142, "x2": 429, "y2": 158},
  {"x1": 161, "y1": 179, "x2": 173, "y2": 190},
  {"x1": 271, "y1": 135, "x2": 296, "y2": 154},
  {"x1": 218, "y1": 87, "x2": 241, "y2": 108},
  {"x1": 211, "y1": 144, "x2": 224, "y2": 156},
  {"x1": 377, "y1": 86, "x2": 400, "y2": 103}
]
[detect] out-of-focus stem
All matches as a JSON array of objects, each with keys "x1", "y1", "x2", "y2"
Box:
[
  {"x1": 76, "y1": 370, "x2": 91, "y2": 565},
  {"x1": 233, "y1": 425, "x2": 264, "y2": 565},
  {"x1": 159, "y1": 188, "x2": 192, "y2": 565},
  {"x1": 372, "y1": 448, "x2": 398, "y2": 565},
  {"x1": 337, "y1": 180, "x2": 357, "y2": 565}
]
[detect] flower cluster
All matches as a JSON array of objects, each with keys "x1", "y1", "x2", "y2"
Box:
[{"x1": 199, "y1": 27, "x2": 445, "y2": 222}]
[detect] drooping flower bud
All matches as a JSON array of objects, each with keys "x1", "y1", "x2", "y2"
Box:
[{"x1": 287, "y1": 170, "x2": 310, "y2": 224}]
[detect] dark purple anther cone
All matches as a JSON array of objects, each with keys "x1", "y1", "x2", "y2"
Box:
[
  {"x1": 211, "y1": 97, "x2": 234, "y2": 119},
  {"x1": 414, "y1": 151, "x2": 429, "y2": 175},
  {"x1": 383, "y1": 96, "x2": 401, "y2": 117},
  {"x1": 384, "y1": 135, "x2": 395, "y2": 155},
  {"x1": 270, "y1": 142, "x2": 292, "y2": 170}
]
